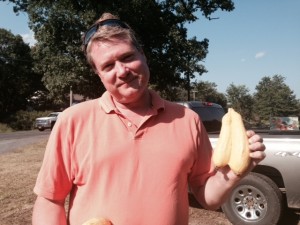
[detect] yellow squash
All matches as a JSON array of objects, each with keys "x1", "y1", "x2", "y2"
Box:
[
  {"x1": 212, "y1": 108, "x2": 250, "y2": 175},
  {"x1": 212, "y1": 108, "x2": 232, "y2": 168}
]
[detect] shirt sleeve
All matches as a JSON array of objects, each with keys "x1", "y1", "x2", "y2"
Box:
[
  {"x1": 33, "y1": 112, "x2": 74, "y2": 200},
  {"x1": 188, "y1": 117, "x2": 216, "y2": 189}
]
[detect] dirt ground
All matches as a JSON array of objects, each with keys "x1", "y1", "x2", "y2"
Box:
[
  {"x1": 188, "y1": 193, "x2": 232, "y2": 225},
  {"x1": 0, "y1": 139, "x2": 299, "y2": 225}
]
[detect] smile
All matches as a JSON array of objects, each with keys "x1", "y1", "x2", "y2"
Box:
[{"x1": 117, "y1": 76, "x2": 138, "y2": 87}]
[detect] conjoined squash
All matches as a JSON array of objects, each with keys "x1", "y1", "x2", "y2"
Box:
[{"x1": 212, "y1": 108, "x2": 250, "y2": 175}]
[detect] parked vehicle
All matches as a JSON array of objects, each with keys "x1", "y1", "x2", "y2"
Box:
[
  {"x1": 176, "y1": 101, "x2": 225, "y2": 132},
  {"x1": 35, "y1": 112, "x2": 61, "y2": 131},
  {"x1": 178, "y1": 101, "x2": 300, "y2": 225}
]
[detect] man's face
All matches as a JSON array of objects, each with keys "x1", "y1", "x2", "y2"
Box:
[{"x1": 90, "y1": 38, "x2": 150, "y2": 104}]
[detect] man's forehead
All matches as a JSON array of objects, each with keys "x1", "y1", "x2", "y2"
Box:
[
  {"x1": 93, "y1": 37, "x2": 133, "y2": 48},
  {"x1": 93, "y1": 39, "x2": 134, "y2": 55},
  {"x1": 91, "y1": 39, "x2": 136, "y2": 62}
]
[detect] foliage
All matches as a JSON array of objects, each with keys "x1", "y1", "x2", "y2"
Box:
[
  {"x1": 191, "y1": 81, "x2": 227, "y2": 108},
  {"x1": 157, "y1": 80, "x2": 227, "y2": 106},
  {"x1": 3, "y1": 0, "x2": 300, "y2": 131},
  {"x1": 1, "y1": 0, "x2": 235, "y2": 101},
  {"x1": 253, "y1": 75, "x2": 300, "y2": 123},
  {"x1": 7, "y1": 110, "x2": 52, "y2": 130},
  {"x1": 0, "y1": 29, "x2": 43, "y2": 119},
  {"x1": 178, "y1": 37, "x2": 209, "y2": 99},
  {"x1": 192, "y1": 81, "x2": 227, "y2": 108},
  {"x1": 226, "y1": 84, "x2": 254, "y2": 122},
  {"x1": 26, "y1": 90, "x2": 65, "y2": 111}
]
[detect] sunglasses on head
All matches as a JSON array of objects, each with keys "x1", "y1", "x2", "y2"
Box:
[{"x1": 83, "y1": 19, "x2": 129, "y2": 49}]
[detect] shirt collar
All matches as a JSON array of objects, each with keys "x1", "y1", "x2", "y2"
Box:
[{"x1": 98, "y1": 90, "x2": 165, "y2": 114}]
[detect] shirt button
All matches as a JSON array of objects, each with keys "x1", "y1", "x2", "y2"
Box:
[{"x1": 127, "y1": 122, "x2": 132, "y2": 127}]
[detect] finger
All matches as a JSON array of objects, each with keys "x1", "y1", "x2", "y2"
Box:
[
  {"x1": 246, "y1": 130, "x2": 255, "y2": 138},
  {"x1": 249, "y1": 142, "x2": 265, "y2": 152},
  {"x1": 246, "y1": 130, "x2": 264, "y2": 143},
  {"x1": 250, "y1": 151, "x2": 266, "y2": 168},
  {"x1": 249, "y1": 134, "x2": 264, "y2": 145},
  {"x1": 250, "y1": 149, "x2": 266, "y2": 159}
]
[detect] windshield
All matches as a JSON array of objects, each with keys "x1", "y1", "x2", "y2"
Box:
[{"x1": 48, "y1": 113, "x2": 59, "y2": 117}]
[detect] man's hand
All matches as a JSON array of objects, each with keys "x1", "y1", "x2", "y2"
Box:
[{"x1": 247, "y1": 130, "x2": 266, "y2": 169}]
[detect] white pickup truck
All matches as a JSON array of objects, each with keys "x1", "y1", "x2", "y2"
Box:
[
  {"x1": 178, "y1": 101, "x2": 300, "y2": 225},
  {"x1": 34, "y1": 112, "x2": 61, "y2": 131}
]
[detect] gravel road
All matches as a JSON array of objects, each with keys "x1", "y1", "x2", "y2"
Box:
[{"x1": 0, "y1": 130, "x2": 50, "y2": 154}]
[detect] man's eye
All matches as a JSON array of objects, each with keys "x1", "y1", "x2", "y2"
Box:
[
  {"x1": 123, "y1": 54, "x2": 134, "y2": 62},
  {"x1": 103, "y1": 64, "x2": 113, "y2": 71}
]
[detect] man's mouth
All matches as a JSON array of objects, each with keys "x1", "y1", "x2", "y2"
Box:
[{"x1": 117, "y1": 76, "x2": 137, "y2": 87}]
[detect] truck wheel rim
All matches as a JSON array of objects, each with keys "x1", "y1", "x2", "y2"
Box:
[{"x1": 230, "y1": 185, "x2": 267, "y2": 222}]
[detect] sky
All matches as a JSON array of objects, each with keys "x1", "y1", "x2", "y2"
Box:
[
  {"x1": 186, "y1": 0, "x2": 300, "y2": 99},
  {"x1": 0, "y1": 1, "x2": 299, "y2": 99}
]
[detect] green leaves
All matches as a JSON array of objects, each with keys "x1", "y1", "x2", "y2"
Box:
[
  {"x1": 2, "y1": 0, "x2": 235, "y2": 102},
  {"x1": 226, "y1": 84, "x2": 254, "y2": 122},
  {"x1": 193, "y1": 81, "x2": 227, "y2": 107},
  {"x1": 2, "y1": 0, "x2": 299, "y2": 127},
  {"x1": 0, "y1": 29, "x2": 42, "y2": 118},
  {"x1": 254, "y1": 75, "x2": 300, "y2": 122},
  {"x1": 224, "y1": 75, "x2": 300, "y2": 127}
]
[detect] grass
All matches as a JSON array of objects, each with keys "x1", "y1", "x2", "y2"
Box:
[
  {"x1": 0, "y1": 123, "x2": 14, "y2": 133},
  {"x1": 0, "y1": 140, "x2": 46, "y2": 225}
]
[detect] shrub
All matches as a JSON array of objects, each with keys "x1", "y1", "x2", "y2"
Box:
[{"x1": 7, "y1": 110, "x2": 52, "y2": 131}]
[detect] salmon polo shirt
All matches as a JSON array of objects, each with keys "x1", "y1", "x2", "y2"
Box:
[{"x1": 34, "y1": 90, "x2": 215, "y2": 225}]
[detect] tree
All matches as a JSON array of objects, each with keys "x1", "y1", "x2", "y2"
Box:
[
  {"x1": 192, "y1": 81, "x2": 227, "y2": 108},
  {"x1": 180, "y1": 37, "x2": 209, "y2": 101},
  {"x1": 226, "y1": 83, "x2": 254, "y2": 122},
  {"x1": 0, "y1": 29, "x2": 41, "y2": 119},
  {"x1": 2, "y1": 0, "x2": 235, "y2": 102},
  {"x1": 253, "y1": 75, "x2": 300, "y2": 123}
]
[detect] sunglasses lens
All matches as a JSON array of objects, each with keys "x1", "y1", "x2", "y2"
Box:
[
  {"x1": 84, "y1": 25, "x2": 98, "y2": 46},
  {"x1": 83, "y1": 19, "x2": 129, "y2": 48},
  {"x1": 101, "y1": 20, "x2": 128, "y2": 29}
]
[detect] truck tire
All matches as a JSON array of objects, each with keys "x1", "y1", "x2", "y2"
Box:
[{"x1": 222, "y1": 172, "x2": 283, "y2": 225}]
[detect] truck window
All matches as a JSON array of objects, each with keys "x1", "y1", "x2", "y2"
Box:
[{"x1": 192, "y1": 107, "x2": 224, "y2": 133}]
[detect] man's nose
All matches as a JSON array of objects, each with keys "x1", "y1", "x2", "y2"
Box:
[{"x1": 115, "y1": 61, "x2": 128, "y2": 77}]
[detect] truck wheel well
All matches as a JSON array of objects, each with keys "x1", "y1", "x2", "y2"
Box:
[{"x1": 252, "y1": 165, "x2": 285, "y2": 189}]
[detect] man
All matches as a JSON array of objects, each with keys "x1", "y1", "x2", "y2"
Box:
[{"x1": 32, "y1": 13, "x2": 265, "y2": 225}]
